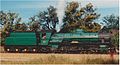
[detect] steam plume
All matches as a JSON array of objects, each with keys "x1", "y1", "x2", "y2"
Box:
[{"x1": 57, "y1": 0, "x2": 66, "y2": 32}]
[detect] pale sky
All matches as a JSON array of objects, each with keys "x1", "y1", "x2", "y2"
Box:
[
  {"x1": 1, "y1": 0, "x2": 119, "y2": 8},
  {"x1": 1, "y1": 0, "x2": 119, "y2": 23},
  {"x1": 68, "y1": 0, "x2": 119, "y2": 8}
]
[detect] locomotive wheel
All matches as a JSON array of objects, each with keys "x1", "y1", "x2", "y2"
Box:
[
  {"x1": 15, "y1": 49, "x2": 19, "y2": 52},
  {"x1": 23, "y1": 49, "x2": 27, "y2": 53},
  {"x1": 6, "y1": 48, "x2": 10, "y2": 52},
  {"x1": 32, "y1": 49, "x2": 36, "y2": 53},
  {"x1": 5, "y1": 47, "x2": 15, "y2": 53}
]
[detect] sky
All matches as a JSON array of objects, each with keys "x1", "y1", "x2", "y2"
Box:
[{"x1": 0, "y1": 0, "x2": 119, "y2": 24}]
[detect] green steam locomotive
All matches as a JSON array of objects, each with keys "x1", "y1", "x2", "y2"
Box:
[{"x1": 4, "y1": 29, "x2": 114, "y2": 53}]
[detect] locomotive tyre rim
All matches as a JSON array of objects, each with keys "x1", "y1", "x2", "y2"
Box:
[
  {"x1": 15, "y1": 49, "x2": 19, "y2": 52},
  {"x1": 24, "y1": 49, "x2": 27, "y2": 53},
  {"x1": 33, "y1": 49, "x2": 36, "y2": 52},
  {"x1": 7, "y1": 49, "x2": 10, "y2": 52}
]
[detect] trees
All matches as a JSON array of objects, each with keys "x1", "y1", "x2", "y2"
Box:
[
  {"x1": 112, "y1": 32, "x2": 119, "y2": 49},
  {"x1": 0, "y1": 11, "x2": 19, "y2": 32},
  {"x1": 37, "y1": 6, "x2": 59, "y2": 32},
  {"x1": 102, "y1": 15, "x2": 119, "y2": 32},
  {"x1": 29, "y1": 6, "x2": 59, "y2": 32},
  {"x1": 60, "y1": 2, "x2": 101, "y2": 32},
  {"x1": 28, "y1": 16, "x2": 41, "y2": 31},
  {"x1": 0, "y1": 11, "x2": 28, "y2": 32},
  {"x1": 14, "y1": 23, "x2": 28, "y2": 31},
  {"x1": 101, "y1": 14, "x2": 119, "y2": 48}
]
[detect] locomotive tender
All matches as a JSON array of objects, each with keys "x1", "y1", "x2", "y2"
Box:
[{"x1": 4, "y1": 29, "x2": 113, "y2": 53}]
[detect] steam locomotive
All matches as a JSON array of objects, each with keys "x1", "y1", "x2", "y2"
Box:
[{"x1": 4, "y1": 29, "x2": 115, "y2": 53}]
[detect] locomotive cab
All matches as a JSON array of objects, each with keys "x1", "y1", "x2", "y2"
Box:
[{"x1": 39, "y1": 30, "x2": 52, "y2": 46}]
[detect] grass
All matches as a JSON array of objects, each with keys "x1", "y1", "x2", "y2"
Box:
[
  {"x1": 0, "y1": 46, "x2": 4, "y2": 53},
  {"x1": 0, "y1": 53, "x2": 119, "y2": 64}
]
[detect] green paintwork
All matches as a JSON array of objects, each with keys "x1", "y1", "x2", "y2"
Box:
[
  {"x1": 10, "y1": 32, "x2": 36, "y2": 37},
  {"x1": 5, "y1": 32, "x2": 37, "y2": 45},
  {"x1": 48, "y1": 43, "x2": 59, "y2": 48},
  {"x1": 51, "y1": 45, "x2": 59, "y2": 48},
  {"x1": 40, "y1": 39, "x2": 49, "y2": 45},
  {"x1": 40, "y1": 32, "x2": 52, "y2": 45},
  {"x1": 5, "y1": 37, "x2": 36, "y2": 45},
  {"x1": 51, "y1": 31, "x2": 99, "y2": 43},
  {"x1": 49, "y1": 39, "x2": 63, "y2": 43},
  {"x1": 49, "y1": 30, "x2": 99, "y2": 48}
]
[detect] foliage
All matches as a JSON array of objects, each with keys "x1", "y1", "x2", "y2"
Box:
[
  {"x1": 28, "y1": 16, "x2": 41, "y2": 31},
  {"x1": 0, "y1": 11, "x2": 28, "y2": 32},
  {"x1": 101, "y1": 15, "x2": 119, "y2": 48},
  {"x1": 1, "y1": 31, "x2": 7, "y2": 45},
  {"x1": 60, "y1": 2, "x2": 101, "y2": 32},
  {"x1": 101, "y1": 14, "x2": 119, "y2": 48},
  {"x1": 13, "y1": 23, "x2": 28, "y2": 31},
  {"x1": 112, "y1": 32, "x2": 119, "y2": 48},
  {"x1": 29, "y1": 6, "x2": 59, "y2": 32},
  {"x1": 0, "y1": 11, "x2": 19, "y2": 32},
  {"x1": 102, "y1": 15, "x2": 119, "y2": 32}
]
